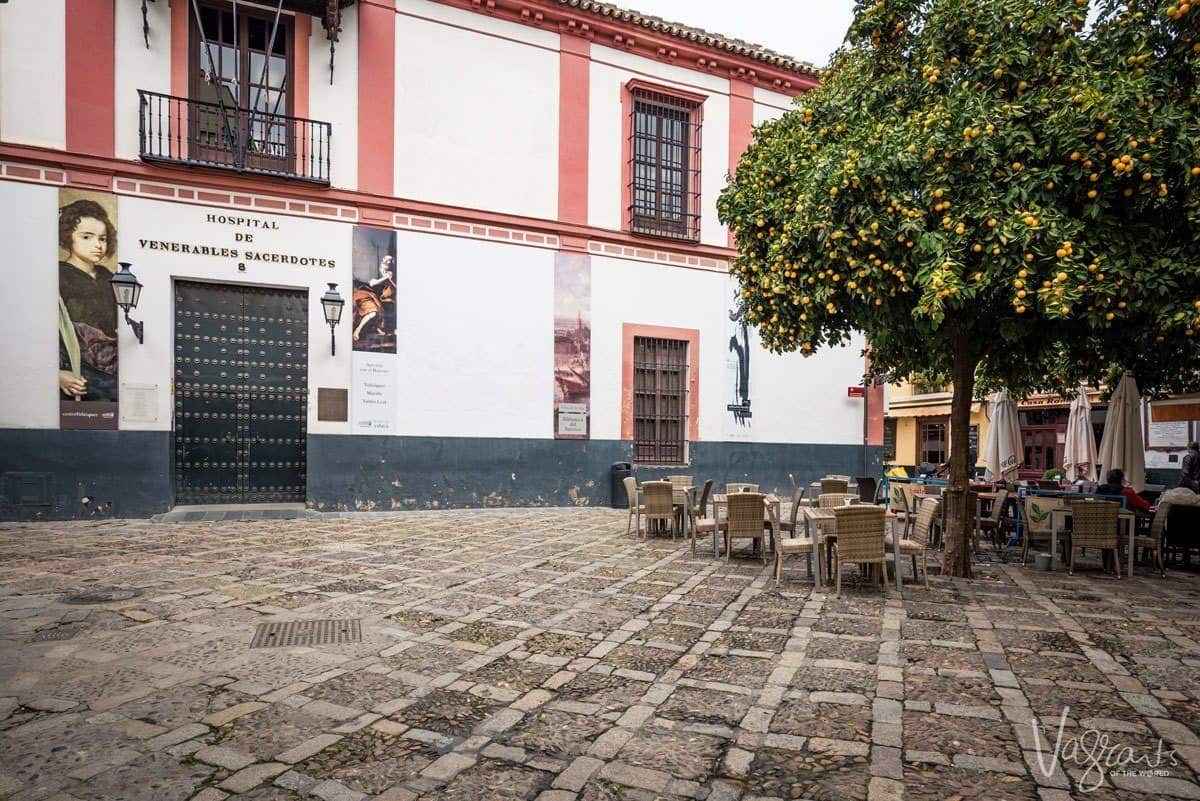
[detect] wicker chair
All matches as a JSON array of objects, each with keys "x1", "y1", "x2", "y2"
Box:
[
  {"x1": 641, "y1": 481, "x2": 678, "y2": 540},
  {"x1": 820, "y1": 477, "x2": 850, "y2": 494},
  {"x1": 777, "y1": 489, "x2": 806, "y2": 537},
  {"x1": 725, "y1": 492, "x2": 768, "y2": 563},
  {"x1": 687, "y1": 479, "x2": 716, "y2": 557},
  {"x1": 1020, "y1": 495, "x2": 1066, "y2": 564},
  {"x1": 977, "y1": 489, "x2": 1009, "y2": 550},
  {"x1": 623, "y1": 476, "x2": 644, "y2": 536},
  {"x1": 1065, "y1": 498, "x2": 1121, "y2": 577},
  {"x1": 831, "y1": 505, "x2": 889, "y2": 596},
  {"x1": 726, "y1": 482, "x2": 759, "y2": 494},
  {"x1": 818, "y1": 493, "x2": 856, "y2": 509},
  {"x1": 1134, "y1": 504, "x2": 1167, "y2": 577},
  {"x1": 771, "y1": 502, "x2": 821, "y2": 586},
  {"x1": 887, "y1": 497, "x2": 937, "y2": 589},
  {"x1": 667, "y1": 475, "x2": 694, "y2": 486}
]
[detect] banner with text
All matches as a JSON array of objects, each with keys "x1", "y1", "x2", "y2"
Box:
[
  {"x1": 58, "y1": 188, "x2": 119, "y2": 430},
  {"x1": 554, "y1": 253, "x2": 591, "y2": 439}
]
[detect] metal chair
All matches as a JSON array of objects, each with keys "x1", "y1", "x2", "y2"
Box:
[
  {"x1": 856, "y1": 476, "x2": 878, "y2": 505},
  {"x1": 977, "y1": 489, "x2": 1009, "y2": 551},
  {"x1": 830, "y1": 505, "x2": 889, "y2": 596}
]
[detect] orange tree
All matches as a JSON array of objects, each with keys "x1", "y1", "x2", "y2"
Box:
[{"x1": 718, "y1": 0, "x2": 1200, "y2": 577}]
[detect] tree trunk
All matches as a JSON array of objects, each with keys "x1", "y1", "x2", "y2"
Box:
[{"x1": 941, "y1": 330, "x2": 979, "y2": 579}]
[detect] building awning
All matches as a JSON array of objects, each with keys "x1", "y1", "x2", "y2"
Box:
[
  {"x1": 887, "y1": 404, "x2": 952, "y2": 418},
  {"x1": 1150, "y1": 396, "x2": 1200, "y2": 422}
]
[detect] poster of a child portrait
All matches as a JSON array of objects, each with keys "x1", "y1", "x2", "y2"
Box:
[{"x1": 58, "y1": 188, "x2": 119, "y2": 430}]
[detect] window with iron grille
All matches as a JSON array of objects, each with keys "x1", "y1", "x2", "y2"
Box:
[
  {"x1": 627, "y1": 87, "x2": 702, "y2": 242},
  {"x1": 633, "y1": 336, "x2": 689, "y2": 464}
]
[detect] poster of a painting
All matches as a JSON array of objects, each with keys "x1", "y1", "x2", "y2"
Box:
[
  {"x1": 351, "y1": 226, "x2": 397, "y2": 353},
  {"x1": 58, "y1": 188, "x2": 119, "y2": 430},
  {"x1": 725, "y1": 275, "x2": 752, "y2": 440},
  {"x1": 554, "y1": 253, "x2": 591, "y2": 439}
]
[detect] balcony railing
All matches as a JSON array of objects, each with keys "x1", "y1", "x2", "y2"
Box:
[{"x1": 138, "y1": 90, "x2": 331, "y2": 185}]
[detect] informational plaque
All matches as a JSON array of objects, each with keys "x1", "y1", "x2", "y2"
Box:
[
  {"x1": 1148, "y1": 420, "x2": 1190, "y2": 448},
  {"x1": 557, "y1": 403, "x2": 588, "y2": 436},
  {"x1": 317, "y1": 388, "x2": 348, "y2": 422},
  {"x1": 352, "y1": 353, "x2": 397, "y2": 434},
  {"x1": 120, "y1": 383, "x2": 159, "y2": 424}
]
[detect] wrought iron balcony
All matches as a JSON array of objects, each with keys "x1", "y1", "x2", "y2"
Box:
[{"x1": 138, "y1": 90, "x2": 331, "y2": 185}]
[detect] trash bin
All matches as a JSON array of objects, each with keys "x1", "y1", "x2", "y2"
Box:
[{"x1": 611, "y1": 462, "x2": 633, "y2": 508}]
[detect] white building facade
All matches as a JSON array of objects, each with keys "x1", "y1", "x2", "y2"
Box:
[{"x1": 0, "y1": 0, "x2": 881, "y2": 518}]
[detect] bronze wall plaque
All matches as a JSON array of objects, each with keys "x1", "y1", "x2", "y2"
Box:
[{"x1": 317, "y1": 388, "x2": 348, "y2": 422}]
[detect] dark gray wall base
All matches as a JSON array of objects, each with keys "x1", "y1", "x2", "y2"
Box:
[
  {"x1": 0, "y1": 430, "x2": 171, "y2": 521},
  {"x1": 0, "y1": 429, "x2": 882, "y2": 520},
  {"x1": 306, "y1": 435, "x2": 883, "y2": 511}
]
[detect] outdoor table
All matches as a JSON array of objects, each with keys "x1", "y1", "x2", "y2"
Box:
[
  {"x1": 710, "y1": 492, "x2": 784, "y2": 558},
  {"x1": 1047, "y1": 506, "x2": 1137, "y2": 575},
  {"x1": 633, "y1": 484, "x2": 695, "y2": 543},
  {"x1": 802, "y1": 504, "x2": 903, "y2": 596}
]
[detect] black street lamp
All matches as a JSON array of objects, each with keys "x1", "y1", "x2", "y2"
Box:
[
  {"x1": 110, "y1": 262, "x2": 144, "y2": 344},
  {"x1": 320, "y1": 282, "x2": 344, "y2": 355}
]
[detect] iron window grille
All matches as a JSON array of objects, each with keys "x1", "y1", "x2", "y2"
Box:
[
  {"x1": 627, "y1": 87, "x2": 702, "y2": 242},
  {"x1": 633, "y1": 336, "x2": 689, "y2": 465}
]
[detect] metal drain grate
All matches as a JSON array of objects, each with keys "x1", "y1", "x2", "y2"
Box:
[
  {"x1": 62, "y1": 588, "x2": 143, "y2": 605},
  {"x1": 30, "y1": 624, "x2": 88, "y2": 642},
  {"x1": 250, "y1": 619, "x2": 362, "y2": 648}
]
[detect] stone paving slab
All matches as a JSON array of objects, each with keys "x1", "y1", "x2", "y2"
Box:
[{"x1": 0, "y1": 509, "x2": 1198, "y2": 800}]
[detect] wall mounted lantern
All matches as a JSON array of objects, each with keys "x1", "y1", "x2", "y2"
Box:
[
  {"x1": 320, "y1": 283, "x2": 344, "y2": 355},
  {"x1": 110, "y1": 262, "x2": 145, "y2": 344}
]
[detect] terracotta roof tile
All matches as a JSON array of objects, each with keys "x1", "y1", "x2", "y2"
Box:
[{"x1": 556, "y1": 0, "x2": 821, "y2": 78}]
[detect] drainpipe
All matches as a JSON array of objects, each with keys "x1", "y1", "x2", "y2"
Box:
[{"x1": 862, "y1": 376, "x2": 870, "y2": 478}]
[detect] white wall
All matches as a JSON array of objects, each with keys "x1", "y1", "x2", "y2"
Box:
[
  {"x1": 115, "y1": 0, "x2": 172, "y2": 160},
  {"x1": 115, "y1": 196, "x2": 353, "y2": 435},
  {"x1": 393, "y1": 231, "x2": 553, "y2": 438},
  {"x1": 0, "y1": 0, "x2": 66, "y2": 149},
  {"x1": 0, "y1": 182, "x2": 60, "y2": 428},
  {"x1": 393, "y1": 1, "x2": 559, "y2": 219},
  {"x1": 590, "y1": 253, "x2": 864, "y2": 445},
  {"x1": 309, "y1": 5, "x2": 358, "y2": 190},
  {"x1": 587, "y1": 46, "x2": 730, "y2": 247},
  {"x1": 754, "y1": 86, "x2": 797, "y2": 126}
]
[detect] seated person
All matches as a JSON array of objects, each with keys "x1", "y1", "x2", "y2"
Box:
[{"x1": 1096, "y1": 468, "x2": 1151, "y2": 513}]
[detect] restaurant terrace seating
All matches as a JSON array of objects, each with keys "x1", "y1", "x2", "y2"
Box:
[{"x1": 830, "y1": 505, "x2": 888, "y2": 596}]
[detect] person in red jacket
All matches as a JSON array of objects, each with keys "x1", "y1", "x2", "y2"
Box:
[{"x1": 1097, "y1": 469, "x2": 1151, "y2": 513}]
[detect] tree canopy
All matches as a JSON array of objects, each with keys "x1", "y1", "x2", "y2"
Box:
[
  {"x1": 718, "y1": 0, "x2": 1200, "y2": 575},
  {"x1": 718, "y1": 0, "x2": 1200, "y2": 398}
]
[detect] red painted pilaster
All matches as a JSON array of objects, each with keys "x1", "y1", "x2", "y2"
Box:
[
  {"x1": 65, "y1": 0, "x2": 115, "y2": 157},
  {"x1": 358, "y1": 0, "x2": 396, "y2": 196},
  {"x1": 727, "y1": 78, "x2": 755, "y2": 248},
  {"x1": 557, "y1": 33, "x2": 590, "y2": 225}
]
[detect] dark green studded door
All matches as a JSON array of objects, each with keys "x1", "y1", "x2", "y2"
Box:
[{"x1": 174, "y1": 281, "x2": 308, "y2": 504}]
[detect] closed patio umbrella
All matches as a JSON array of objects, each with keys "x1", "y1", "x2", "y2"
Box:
[
  {"x1": 1063, "y1": 385, "x2": 1097, "y2": 483},
  {"x1": 982, "y1": 390, "x2": 1022, "y2": 482},
  {"x1": 1098, "y1": 372, "x2": 1146, "y2": 492}
]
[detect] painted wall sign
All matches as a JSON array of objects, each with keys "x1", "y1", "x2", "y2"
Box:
[
  {"x1": 136, "y1": 212, "x2": 337, "y2": 268},
  {"x1": 725, "y1": 275, "x2": 752, "y2": 440},
  {"x1": 553, "y1": 252, "x2": 591, "y2": 439},
  {"x1": 351, "y1": 226, "x2": 397, "y2": 353},
  {"x1": 58, "y1": 188, "x2": 119, "y2": 430}
]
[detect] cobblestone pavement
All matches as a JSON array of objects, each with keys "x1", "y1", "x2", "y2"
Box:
[{"x1": 1, "y1": 509, "x2": 1199, "y2": 801}]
